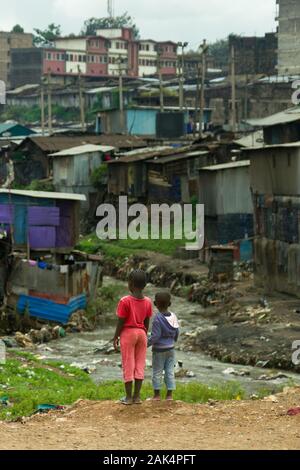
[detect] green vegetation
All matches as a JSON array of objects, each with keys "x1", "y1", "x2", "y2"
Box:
[
  {"x1": 81, "y1": 13, "x2": 140, "y2": 39},
  {"x1": 33, "y1": 23, "x2": 62, "y2": 46},
  {"x1": 77, "y1": 231, "x2": 189, "y2": 262},
  {"x1": 86, "y1": 283, "x2": 125, "y2": 321},
  {"x1": 11, "y1": 24, "x2": 25, "y2": 33},
  {"x1": 0, "y1": 105, "x2": 87, "y2": 125},
  {"x1": 91, "y1": 165, "x2": 108, "y2": 189},
  {"x1": 11, "y1": 179, "x2": 55, "y2": 192},
  {"x1": 0, "y1": 352, "x2": 246, "y2": 421},
  {"x1": 140, "y1": 88, "x2": 179, "y2": 99}
]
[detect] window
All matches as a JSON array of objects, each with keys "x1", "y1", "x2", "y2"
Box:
[
  {"x1": 116, "y1": 42, "x2": 120, "y2": 49},
  {"x1": 48, "y1": 53, "x2": 51, "y2": 60}
]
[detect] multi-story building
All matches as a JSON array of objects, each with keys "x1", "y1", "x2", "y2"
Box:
[
  {"x1": 228, "y1": 33, "x2": 277, "y2": 77},
  {"x1": 0, "y1": 31, "x2": 33, "y2": 87},
  {"x1": 10, "y1": 28, "x2": 179, "y2": 88},
  {"x1": 277, "y1": 0, "x2": 300, "y2": 75}
]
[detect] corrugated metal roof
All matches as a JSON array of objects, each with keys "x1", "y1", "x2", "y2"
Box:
[
  {"x1": 22, "y1": 135, "x2": 147, "y2": 152},
  {"x1": 199, "y1": 160, "x2": 250, "y2": 171},
  {"x1": 245, "y1": 107, "x2": 300, "y2": 127},
  {"x1": 0, "y1": 189, "x2": 86, "y2": 201},
  {"x1": 243, "y1": 141, "x2": 300, "y2": 151},
  {"x1": 85, "y1": 87, "x2": 118, "y2": 94},
  {"x1": 50, "y1": 144, "x2": 115, "y2": 157},
  {"x1": 147, "y1": 150, "x2": 209, "y2": 164},
  {"x1": 109, "y1": 146, "x2": 173, "y2": 163},
  {"x1": 234, "y1": 131, "x2": 264, "y2": 148},
  {"x1": 109, "y1": 145, "x2": 207, "y2": 164}
]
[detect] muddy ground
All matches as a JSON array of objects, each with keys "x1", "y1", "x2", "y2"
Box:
[
  {"x1": 105, "y1": 253, "x2": 300, "y2": 373},
  {"x1": 1, "y1": 388, "x2": 300, "y2": 450}
]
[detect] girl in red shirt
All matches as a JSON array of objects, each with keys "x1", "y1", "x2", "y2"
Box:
[{"x1": 114, "y1": 270, "x2": 153, "y2": 405}]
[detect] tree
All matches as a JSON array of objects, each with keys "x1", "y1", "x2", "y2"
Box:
[
  {"x1": 81, "y1": 12, "x2": 140, "y2": 39},
  {"x1": 11, "y1": 24, "x2": 24, "y2": 34},
  {"x1": 209, "y1": 37, "x2": 230, "y2": 69},
  {"x1": 33, "y1": 23, "x2": 62, "y2": 46}
]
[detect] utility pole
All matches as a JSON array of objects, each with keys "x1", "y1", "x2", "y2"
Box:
[
  {"x1": 157, "y1": 47, "x2": 164, "y2": 112},
  {"x1": 117, "y1": 56, "x2": 126, "y2": 134},
  {"x1": 231, "y1": 44, "x2": 237, "y2": 134},
  {"x1": 40, "y1": 77, "x2": 45, "y2": 136},
  {"x1": 199, "y1": 39, "x2": 208, "y2": 138},
  {"x1": 194, "y1": 62, "x2": 201, "y2": 137},
  {"x1": 47, "y1": 71, "x2": 52, "y2": 135},
  {"x1": 78, "y1": 67, "x2": 86, "y2": 131},
  {"x1": 177, "y1": 42, "x2": 188, "y2": 110},
  {"x1": 244, "y1": 74, "x2": 249, "y2": 120}
]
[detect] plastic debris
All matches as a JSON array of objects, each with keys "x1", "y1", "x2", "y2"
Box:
[
  {"x1": 287, "y1": 407, "x2": 300, "y2": 416},
  {"x1": 35, "y1": 404, "x2": 66, "y2": 414}
]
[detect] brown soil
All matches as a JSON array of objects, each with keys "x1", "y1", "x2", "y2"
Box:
[{"x1": 1, "y1": 388, "x2": 300, "y2": 450}]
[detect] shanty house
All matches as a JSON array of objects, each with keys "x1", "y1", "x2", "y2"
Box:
[
  {"x1": 12, "y1": 135, "x2": 147, "y2": 186},
  {"x1": 99, "y1": 106, "x2": 211, "y2": 137},
  {"x1": 198, "y1": 161, "x2": 254, "y2": 246},
  {"x1": 0, "y1": 189, "x2": 84, "y2": 250},
  {"x1": 107, "y1": 145, "x2": 210, "y2": 203},
  {"x1": 245, "y1": 141, "x2": 300, "y2": 296},
  {"x1": 51, "y1": 144, "x2": 115, "y2": 209},
  {"x1": 146, "y1": 149, "x2": 209, "y2": 203},
  {"x1": 246, "y1": 107, "x2": 300, "y2": 145},
  {"x1": 107, "y1": 146, "x2": 171, "y2": 201},
  {"x1": 0, "y1": 189, "x2": 102, "y2": 323}
]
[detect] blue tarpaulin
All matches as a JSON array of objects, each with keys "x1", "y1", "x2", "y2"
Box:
[{"x1": 17, "y1": 294, "x2": 87, "y2": 324}]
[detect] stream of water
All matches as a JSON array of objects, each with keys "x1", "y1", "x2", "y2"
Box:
[{"x1": 36, "y1": 277, "x2": 300, "y2": 397}]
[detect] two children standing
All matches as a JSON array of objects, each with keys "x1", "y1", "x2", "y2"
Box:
[{"x1": 113, "y1": 270, "x2": 179, "y2": 405}]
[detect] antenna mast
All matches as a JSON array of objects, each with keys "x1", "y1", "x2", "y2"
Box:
[{"x1": 107, "y1": 0, "x2": 114, "y2": 18}]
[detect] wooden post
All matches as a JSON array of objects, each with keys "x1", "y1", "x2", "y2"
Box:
[
  {"x1": 78, "y1": 69, "x2": 86, "y2": 131},
  {"x1": 157, "y1": 49, "x2": 164, "y2": 113},
  {"x1": 47, "y1": 72, "x2": 52, "y2": 135},
  {"x1": 41, "y1": 79, "x2": 45, "y2": 136},
  {"x1": 231, "y1": 45, "x2": 237, "y2": 134},
  {"x1": 199, "y1": 44, "x2": 207, "y2": 138}
]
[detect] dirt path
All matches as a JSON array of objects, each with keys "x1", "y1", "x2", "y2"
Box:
[{"x1": 1, "y1": 388, "x2": 300, "y2": 450}]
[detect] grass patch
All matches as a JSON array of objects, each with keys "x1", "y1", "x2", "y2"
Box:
[
  {"x1": 77, "y1": 231, "x2": 188, "y2": 261},
  {"x1": 0, "y1": 352, "x2": 247, "y2": 421}
]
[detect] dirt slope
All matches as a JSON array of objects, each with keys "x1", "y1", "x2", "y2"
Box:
[{"x1": 1, "y1": 388, "x2": 300, "y2": 450}]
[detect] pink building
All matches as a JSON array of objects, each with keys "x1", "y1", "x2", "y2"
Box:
[{"x1": 40, "y1": 28, "x2": 179, "y2": 79}]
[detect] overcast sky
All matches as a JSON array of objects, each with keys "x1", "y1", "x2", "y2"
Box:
[{"x1": 0, "y1": 0, "x2": 277, "y2": 47}]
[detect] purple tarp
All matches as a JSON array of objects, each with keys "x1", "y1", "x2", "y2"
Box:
[
  {"x1": 0, "y1": 204, "x2": 14, "y2": 224},
  {"x1": 28, "y1": 207, "x2": 60, "y2": 226},
  {"x1": 29, "y1": 227, "x2": 56, "y2": 249}
]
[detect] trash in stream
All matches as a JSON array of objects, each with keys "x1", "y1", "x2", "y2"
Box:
[
  {"x1": 222, "y1": 367, "x2": 250, "y2": 377},
  {"x1": 174, "y1": 361, "x2": 196, "y2": 379},
  {"x1": 258, "y1": 373, "x2": 289, "y2": 381}
]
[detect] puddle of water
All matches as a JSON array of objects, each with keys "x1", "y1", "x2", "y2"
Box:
[{"x1": 36, "y1": 277, "x2": 300, "y2": 396}]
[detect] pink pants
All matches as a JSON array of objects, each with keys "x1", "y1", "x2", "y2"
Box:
[{"x1": 120, "y1": 328, "x2": 147, "y2": 383}]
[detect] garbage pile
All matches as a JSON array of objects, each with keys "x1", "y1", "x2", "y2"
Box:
[
  {"x1": 106, "y1": 256, "x2": 202, "y2": 290},
  {"x1": 187, "y1": 280, "x2": 236, "y2": 308},
  {"x1": 2, "y1": 310, "x2": 92, "y2": 349},
  {"x1": 234, "y1": 261, "x2": 254, "y2": 281},
  {"x1": 65, "y1": 310, "x2": 93, "y2": 333}
]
